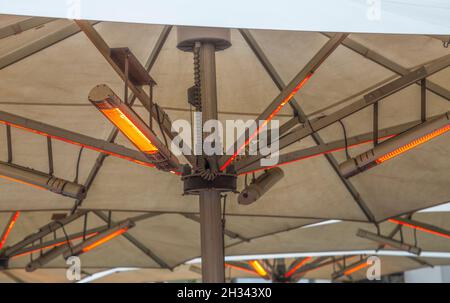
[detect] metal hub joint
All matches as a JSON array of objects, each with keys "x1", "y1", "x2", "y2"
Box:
[{"x1": 182, "y1": 165, "x2": 237, "y2": 195}]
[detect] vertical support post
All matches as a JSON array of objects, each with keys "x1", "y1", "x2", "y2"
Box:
[
  {"x1": 6, "y1": 125, "x2": 12, "y2": 163},
  {"x1": 373, "y1": 102, "x2": 379, "y2": 146},
  {"x1": 149, "y1": 84, "x2": 154, "y2": 130},
  {"x1": 199, "y1": 42, "x2": 225, "y2": 283},
  {"x1": 47, "y1": 137, "x2": 54, "y2": 175},
  {"x1": 421, "y1": 79, "x2": 427, "y2": 122},
  {"x1": 124, "y1": 53, "x2": 129, "y2": 105}
]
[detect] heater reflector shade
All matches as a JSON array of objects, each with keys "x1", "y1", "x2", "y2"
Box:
[
  {"x1": 339, "y1": 112, "x2": 450, "y2": 178},
  {"x1": 376, "y1": 124, "x2": 450, "y2": 164},
  {"x1": 357, "y1": 229, "x2": 422, "y2": 255},
  {"x1": 26, "y1": 244, "x2": 71, "y2": 272},
  {"x1": 11, "y1": 232, "x2": 100, "y2": 259},
  {"x1": 89, "y1": 84, "x2": 179, "y2": 171}
]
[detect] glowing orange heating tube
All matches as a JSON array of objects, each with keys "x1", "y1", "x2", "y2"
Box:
[
  {"x1": 291, "y1": 256, "x2": 357, "y2": 278},
  {"x1": 389, "y1": 219, "x2": 450, "y2": 239},
  {"x1": 11, "y1": 232, "x2": 99, "y2": 259},
  {"x1": 0, "y1": 211, "x2": 20, "y2": 250},
  {"x1": 240, "y1": 134, "x2": 397, "y2": 176},
  {"x1": 248, "y1": 260, "x2": 268, "y2": 277},
  {"x1": 220, "y1": 74, "x2": 313, "y2": 171},
  {"x1": 100, "y1": 108, "x2": 159, "y2": 155},
  {"x1": 285, "y1": 256, "x2": 312, "y2": 278},
  {"x1": 343, "y1": 261, "x2": 370, "y2": 276},
  {"x1": 376, "y1": 124, "x2": 450, "y2": 164},
  {"x1": 81, "y1": 228, "x2": 129, "y2": 253},
  {"x1": 225, "y1": 263, "x2": 259, "y2": 276}
]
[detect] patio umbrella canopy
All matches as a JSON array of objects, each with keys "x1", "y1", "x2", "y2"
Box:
[{"x1": 0, "y1": 15, "x2": 449, "y2": 282}]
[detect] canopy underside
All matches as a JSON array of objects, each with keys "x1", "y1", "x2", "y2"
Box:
[{"x1": 0, "y1": 16, "x2": 449, "y2": 280}]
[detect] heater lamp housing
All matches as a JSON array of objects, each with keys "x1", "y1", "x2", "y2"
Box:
[
  {"x1": 340, "y1": 112, "x2": 450, "y2": 178},
  {"x1": 89, "y1": 84, "x2": 180, "y2": 172},
  {"x1": 357, "y1": 229, "x2": 422, "y2": 255},
  {"x1": 332, "y1": 258, "x2": 369, "y2": 280},
  {"x1": 238, "y1": 167, "x2": 284, "y2": 205},
  {"x1": 63, "y1": 219, "x2": 135, "y2": 258},
  {"x1": 0, "y1": 162, "x2": 86, "y2": 199},
  {"x1": 26, "y1": 244, "x2": 71, "y2": 272}
]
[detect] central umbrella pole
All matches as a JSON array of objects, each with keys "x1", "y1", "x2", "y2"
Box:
[
  {"x1": 177, "y1": 27, "x2": 234, "y2": 283},
  {"x1": 199, "y1": 190, "x2": 224, "y2": 282},
  {"x1": 199, "y1": 42, "x2": 224, "y2": 283}
]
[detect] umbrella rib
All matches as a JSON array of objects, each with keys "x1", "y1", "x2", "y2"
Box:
[
  {"x1": 238, "y1": 113, "x2": 445, "y2": 174},
  {"x1": 70, "y1": 25, "x2": 173, "y2": 213},
  {"x1": 8, "y1": 213, "x2": 161, "y2": 259},
  {"x1": 219, "y1": 32, "x2": 347, "y2": 170},
  {"x1": 0, "y1": 16, "x2": 54, "y2": 40},
  {"x1": 0, "y1": 208, "x2": 371, "y2": 222},
  {"x1": 68, "y1": 26, "x2": 174, "y2": 269},
  {"x1": 0, "y1": 20, "x2": 98, "y2": 70},
  {"x1": 239, "y1": 29, "x2": 375, "y2": 222},
  {"x1": 10, "y1": 199, "x2": 447, "y2": 222},
  {"x1": 75, "y1": 21, "x2": 192, "y2": 165},
  {"x1": 407, "y1": 256, "x2": 434, "y2": 268},
  {"x1": 324, "y1": 33, "x2": 450, "y2": 102}
]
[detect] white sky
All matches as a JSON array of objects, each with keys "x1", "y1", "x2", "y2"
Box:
[{"x1": 1, "y1": 0, "x2": 449, "y2": 34}]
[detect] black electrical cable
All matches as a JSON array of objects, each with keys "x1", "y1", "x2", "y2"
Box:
[
  {"x1": 74, "y1": 147, "x2": 84, "y2": 184},
  {"x1": 338, "y1": 120, "x2": 351, "y2": 160},
  {"x1": 70, "y1": 146, "x2": 85, "y2": 215},
  {"x1": 222, "y1": 194, "x2": 227, "y2": 223},
  {"x1": 414, "y1": 227, "x2": 418, "y2": 247},
  {"x1": 189, "y1": 104, "x2": 194, "y2": 151},
  {"x1": 83, "y1": 213, "x2": 88, "y2": 241},
  {"x1": 221, "y1": 194, "x2": 227, "y2": 268},
  {"x1": 155, "y1": 104, "x2": 169, "y2": 148},
  {"x1": 54, "y1": 221, "x2": 74, "y2": 257},
  {"x1": 375, "y1": 223, "x2": 381, "y2": 236}
]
